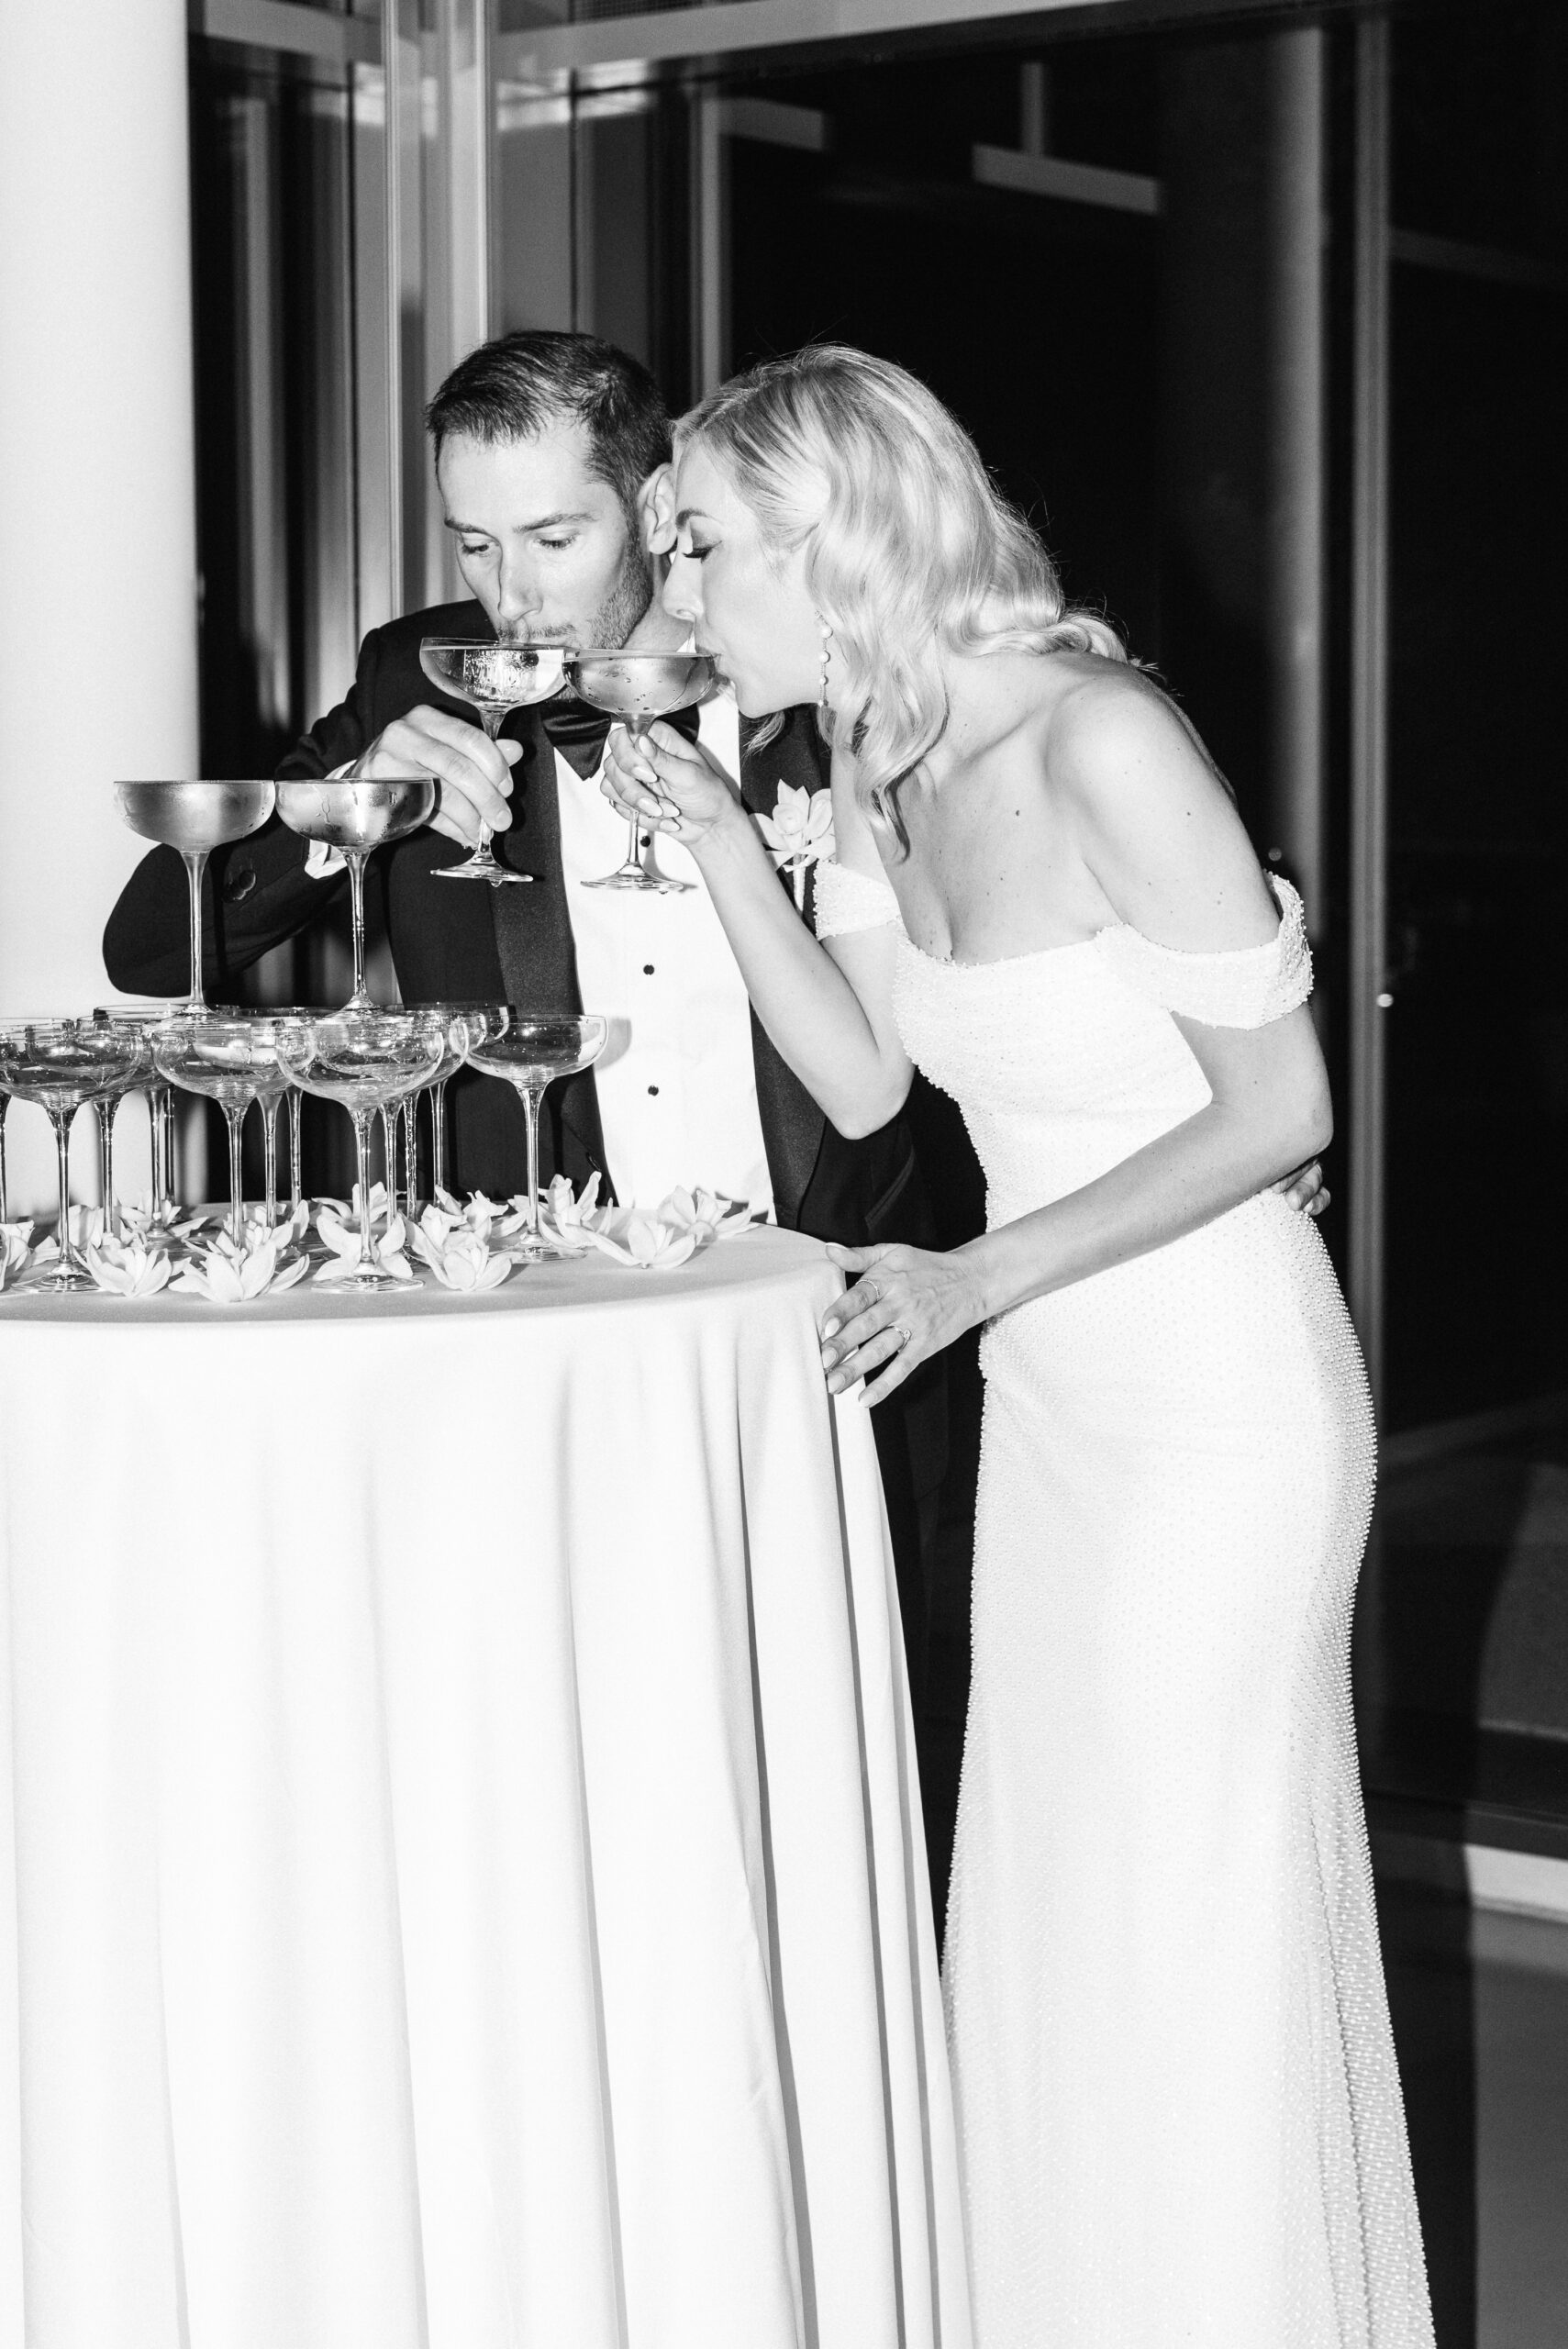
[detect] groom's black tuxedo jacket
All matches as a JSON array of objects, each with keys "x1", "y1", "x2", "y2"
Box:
[{"x1": 104, "y1": 598, "x2": 931, "y2": 1259}]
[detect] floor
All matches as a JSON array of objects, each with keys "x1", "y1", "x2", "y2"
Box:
[
  {"x1": 1371, "y1": 1406, "x2": 1568, "y2": 2342},
  {"x1": 1381, "y1": 1889, "x2": 1568, "y2": 2348}
]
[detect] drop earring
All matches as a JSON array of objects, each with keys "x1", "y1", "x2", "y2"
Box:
[{"x1": 817, "y1": 615, "x2": 834, "y2": 710}]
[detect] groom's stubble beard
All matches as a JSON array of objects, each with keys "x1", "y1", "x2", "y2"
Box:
[
  {"x1": 585, "y1": 511, "x2": 657, "y2": 652},
  {"x1": 501, "y1": 504, "x2": 655, "y2": 683}
]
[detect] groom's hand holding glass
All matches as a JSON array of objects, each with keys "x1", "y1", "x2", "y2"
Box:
[{"x1": 350, "y1": 704, "x2": 522, "y2": 855}]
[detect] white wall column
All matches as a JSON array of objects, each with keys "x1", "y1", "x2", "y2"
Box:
[{"x1": 0, "y1": 0, "x2": 199, "y2": 1212}]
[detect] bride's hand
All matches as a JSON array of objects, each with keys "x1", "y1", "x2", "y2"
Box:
[
  {"x1": 819, "y1": 1241, "x2": 984, "y2": 1407},
  {"x1": 601, "y1": 720, "x2": 744, "y2": 851},
  {"x1": 1276, "y1": 1158, "x2": 1329, "y2": 1217}
]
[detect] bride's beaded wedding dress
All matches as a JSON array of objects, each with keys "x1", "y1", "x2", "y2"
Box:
[{"x1": 817, "y1": 863, "x2": 1433, "y2": 2349}]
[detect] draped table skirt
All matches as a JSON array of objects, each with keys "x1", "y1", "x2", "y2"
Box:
[{"x1": 0, "y1": 1228, "x2": 969, "y2": 2349}]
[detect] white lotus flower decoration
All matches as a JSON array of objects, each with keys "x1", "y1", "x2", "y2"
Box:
[
  {"x1": 314, "y1": 1180, "x2": 395, "y2": 1231},
  {"x1": 757, "y1": 781, "x2": 835, "y2": 910},
  {"x1": 0, "y1": 1220, "x2": 37, "y2": 1292},
  {"x1": 537, "y1": 1172, "x2": 611, "y2": 1252},
  {"x1": 174, "y1": 1229, "x2": 310, "y2": 1303},
  {"x1": 85, "y1": 1237, "x2": 173, "y2": 1298},
  {"x1": 242, "y1": 1199, "x2": 311, "y2": 1253},
  {"x1": 428, "y1": 1186, "x2": 528, "y2": 1243},
  {"x1": 34, "y1": 1205, "x2": 106, "y2": 1264},
  {"x1": 118, "y1": 1196, "x2": 208, "y2": 1246},
  {"x1": 410, "y1": 1220, "x2": 515, "y2": 1293},
  {"x1": 589, "y1": 1209, "x2": 699, "y2": 1272},
  {"x1": 653, "y1": 1186, "x2": 754, "y2": 1243},
  {"x1": 313, "y1": 1207, "x2": 412, "y2": 1284}
]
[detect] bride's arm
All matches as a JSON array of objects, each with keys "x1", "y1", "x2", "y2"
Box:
[
  {"x1": 823, "y1": 682, "x2": 1333, "y2": 1400},
  {"x1": 602, "y1": 718, "x2": 914, "y2": 1130}
]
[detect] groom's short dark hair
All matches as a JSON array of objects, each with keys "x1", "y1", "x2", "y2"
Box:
[{"x1": 426, "y1": 330, "x2": 672, "y2": 518}]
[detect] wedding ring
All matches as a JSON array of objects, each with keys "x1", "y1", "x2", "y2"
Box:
[
  {"x1": 863, "y1": 1279, "x2": 882, "y2": 1304},
  {"x1": 889, "y1": 1324, "x2": 912, "y2": 1354}
]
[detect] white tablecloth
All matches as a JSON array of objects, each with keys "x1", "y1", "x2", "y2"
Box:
[{"x1": 0, "y1": 1229, "x2": 970, "y2": 2349}]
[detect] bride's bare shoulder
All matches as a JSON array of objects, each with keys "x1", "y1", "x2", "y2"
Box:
[
  {"x1": 1037, "y1": 659, "x2": 1217, "y2": 802},
  {"x1": 1031, "y1": 657, "x2": 1274, "y2": 938}
]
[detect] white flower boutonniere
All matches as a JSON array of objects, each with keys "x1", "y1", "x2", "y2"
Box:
[{"x1": 757, "y1": 782, "x2": 835, "y2": 912}]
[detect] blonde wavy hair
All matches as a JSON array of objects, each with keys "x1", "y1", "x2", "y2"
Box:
[{"x1": 675, "y1": 344, "x2": 1128, "y2": 844}]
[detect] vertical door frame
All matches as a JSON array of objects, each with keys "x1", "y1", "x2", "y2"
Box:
[
  {"x1": 380, "y1": 0, "x2": 493, "y2": 620},
  {"x1": 1348, "y1": 15, "x2": 1391, "y2": 1412},
  {"x1": 690, "y1": 85, "x2": 730, "y2": 397}
]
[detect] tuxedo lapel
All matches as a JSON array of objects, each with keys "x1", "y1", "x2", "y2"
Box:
[
  {"x1": 489, "y1": 709, "x2": 608, "y2": 1188},
  {"x1": 739, "y1": 707, "x2": 831, "y2": 1227}
]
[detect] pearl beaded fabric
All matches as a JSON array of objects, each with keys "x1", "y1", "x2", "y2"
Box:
[{"x1": 817, "y1": 863, "x2": 1434, "y2": 2348}]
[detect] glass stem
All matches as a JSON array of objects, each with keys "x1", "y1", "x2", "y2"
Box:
[
  {"x1": 429, "y1": 1076, "x2": 448, "y2": 1197},
  {"x1": 50, "y1": 1106, "x2": 77, "y2": 1275},
  {"x1": 261, "y1": 1097, "x2": 279, "y2": 1224},
  {"x1": 351, "y1": 1108, "x2": 375, "y2": 1264},
  {"x1": 348, "y1": 850, "x2": 370, "y2": 1005},
  {"x1": 182, "y1": 848, "x2": 210, "y2": 1011},
  {"x1": 399, "y1": 1097, "x2": 416, "y2": 1218},
  {"x1": 95, "y1": 1095, "x2": 117, "y2": 1243},
  {"x1": 224, "y1": 1103, "x2": 247, "y2": 1248},
  {"x1": 379, "y1": 1105, "x2": 396, "y2": 1217},
  {"x1": 1, "y1": 1095, "x2": 9, "y2": 1226},
  {"x1": 522, "y1": 1082, "x2": 543, "y2": 1235},
  {"x1": 477, "y1": 709, "x2": 504, "y2": 854},
  {"x1": 148, "y1": 1082, "x2": 176, "y2": 1217},
  {"x1": 146, "y1": 1085, "x2": 164, "y2": 1213},
  {"x1": 288, "y1": 1087, "x2": 303, "y2": 1213}
]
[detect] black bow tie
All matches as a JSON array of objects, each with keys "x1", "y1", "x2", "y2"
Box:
[{"x1": 541, "y1": 693, "x2": 703, "y2": 779}]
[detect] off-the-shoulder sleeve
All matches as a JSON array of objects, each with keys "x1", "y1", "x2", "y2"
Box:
[
  {"x1": 1094, "y1": 876, "x2": 1312, "y2": 1029},
  {"x1": 812, "y1": 859, "x2": 904, "y2": 941}
]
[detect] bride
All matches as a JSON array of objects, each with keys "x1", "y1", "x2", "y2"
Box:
[{"x1": 605, "y1": 345, "x2": 1433, "y2": 2348}]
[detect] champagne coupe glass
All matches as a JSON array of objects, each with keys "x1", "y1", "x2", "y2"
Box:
[
  {"x1": 87, "y1": 1022, "x2": 151, "y2": 1243},
  {"x1": 93, "y1": 1004, "x2": 185, "y2": 1232},
  {"x1": 242, "y1": 1014, "x2": 313, "y2": 1237},
  {"x1": 566, "y1": 650, "x2": 717, "y2": 895},
  {"x1": 0, "y1": 1013, "x2": 69, "y2": 1233},
  {"x1": 464, "y1": 1010, "x2": 607, "y2": 1256},
  {"x1": 399, "y1": 1000, "x2": 505, "y2": 1205},
  {"x1": 382, "y1": 1012, "x2": 472, "y2": 1220},
  {"x1": 0, "y1": 1012, "x2": 90, "y2": 1230},
  {"x1": 208, "y1": 1005, "x2": 321, "y2": 1230},
  {"x1": 0, "y1": 1022, "x2": 145, "y2": 1286},
  {"x1": 152, "y1": 1015, "x2": 295, "y2": 1249},
  {"x1": 275, "y1": 1011, "x2": 450, "y2": 1284},
  {"x1": 273, "y1": 775, "x2": 438, "y2": 1011},
  {"x1": 114, "y1": 781, "x2": 276, "y2": 1014},
  {"x1": 417, "y1": 639, "x2": 566, "y2": 886}
]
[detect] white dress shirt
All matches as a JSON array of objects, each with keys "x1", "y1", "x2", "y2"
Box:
[{"x1": 311, "y1": 695, "x2": 774, "y2": 1215}]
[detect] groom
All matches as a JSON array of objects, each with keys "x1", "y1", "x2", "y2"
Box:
[{"x1": 103, "y1": 328, "x2": 948, "y2": 1690}]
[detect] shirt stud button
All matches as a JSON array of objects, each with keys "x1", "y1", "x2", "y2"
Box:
[
  {"x1": 648, "y1": 1085, "x2": 660, "y2": 1097},
  {"x1": 643, "y1": 963, "x2": 654, "y2": 975}
]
